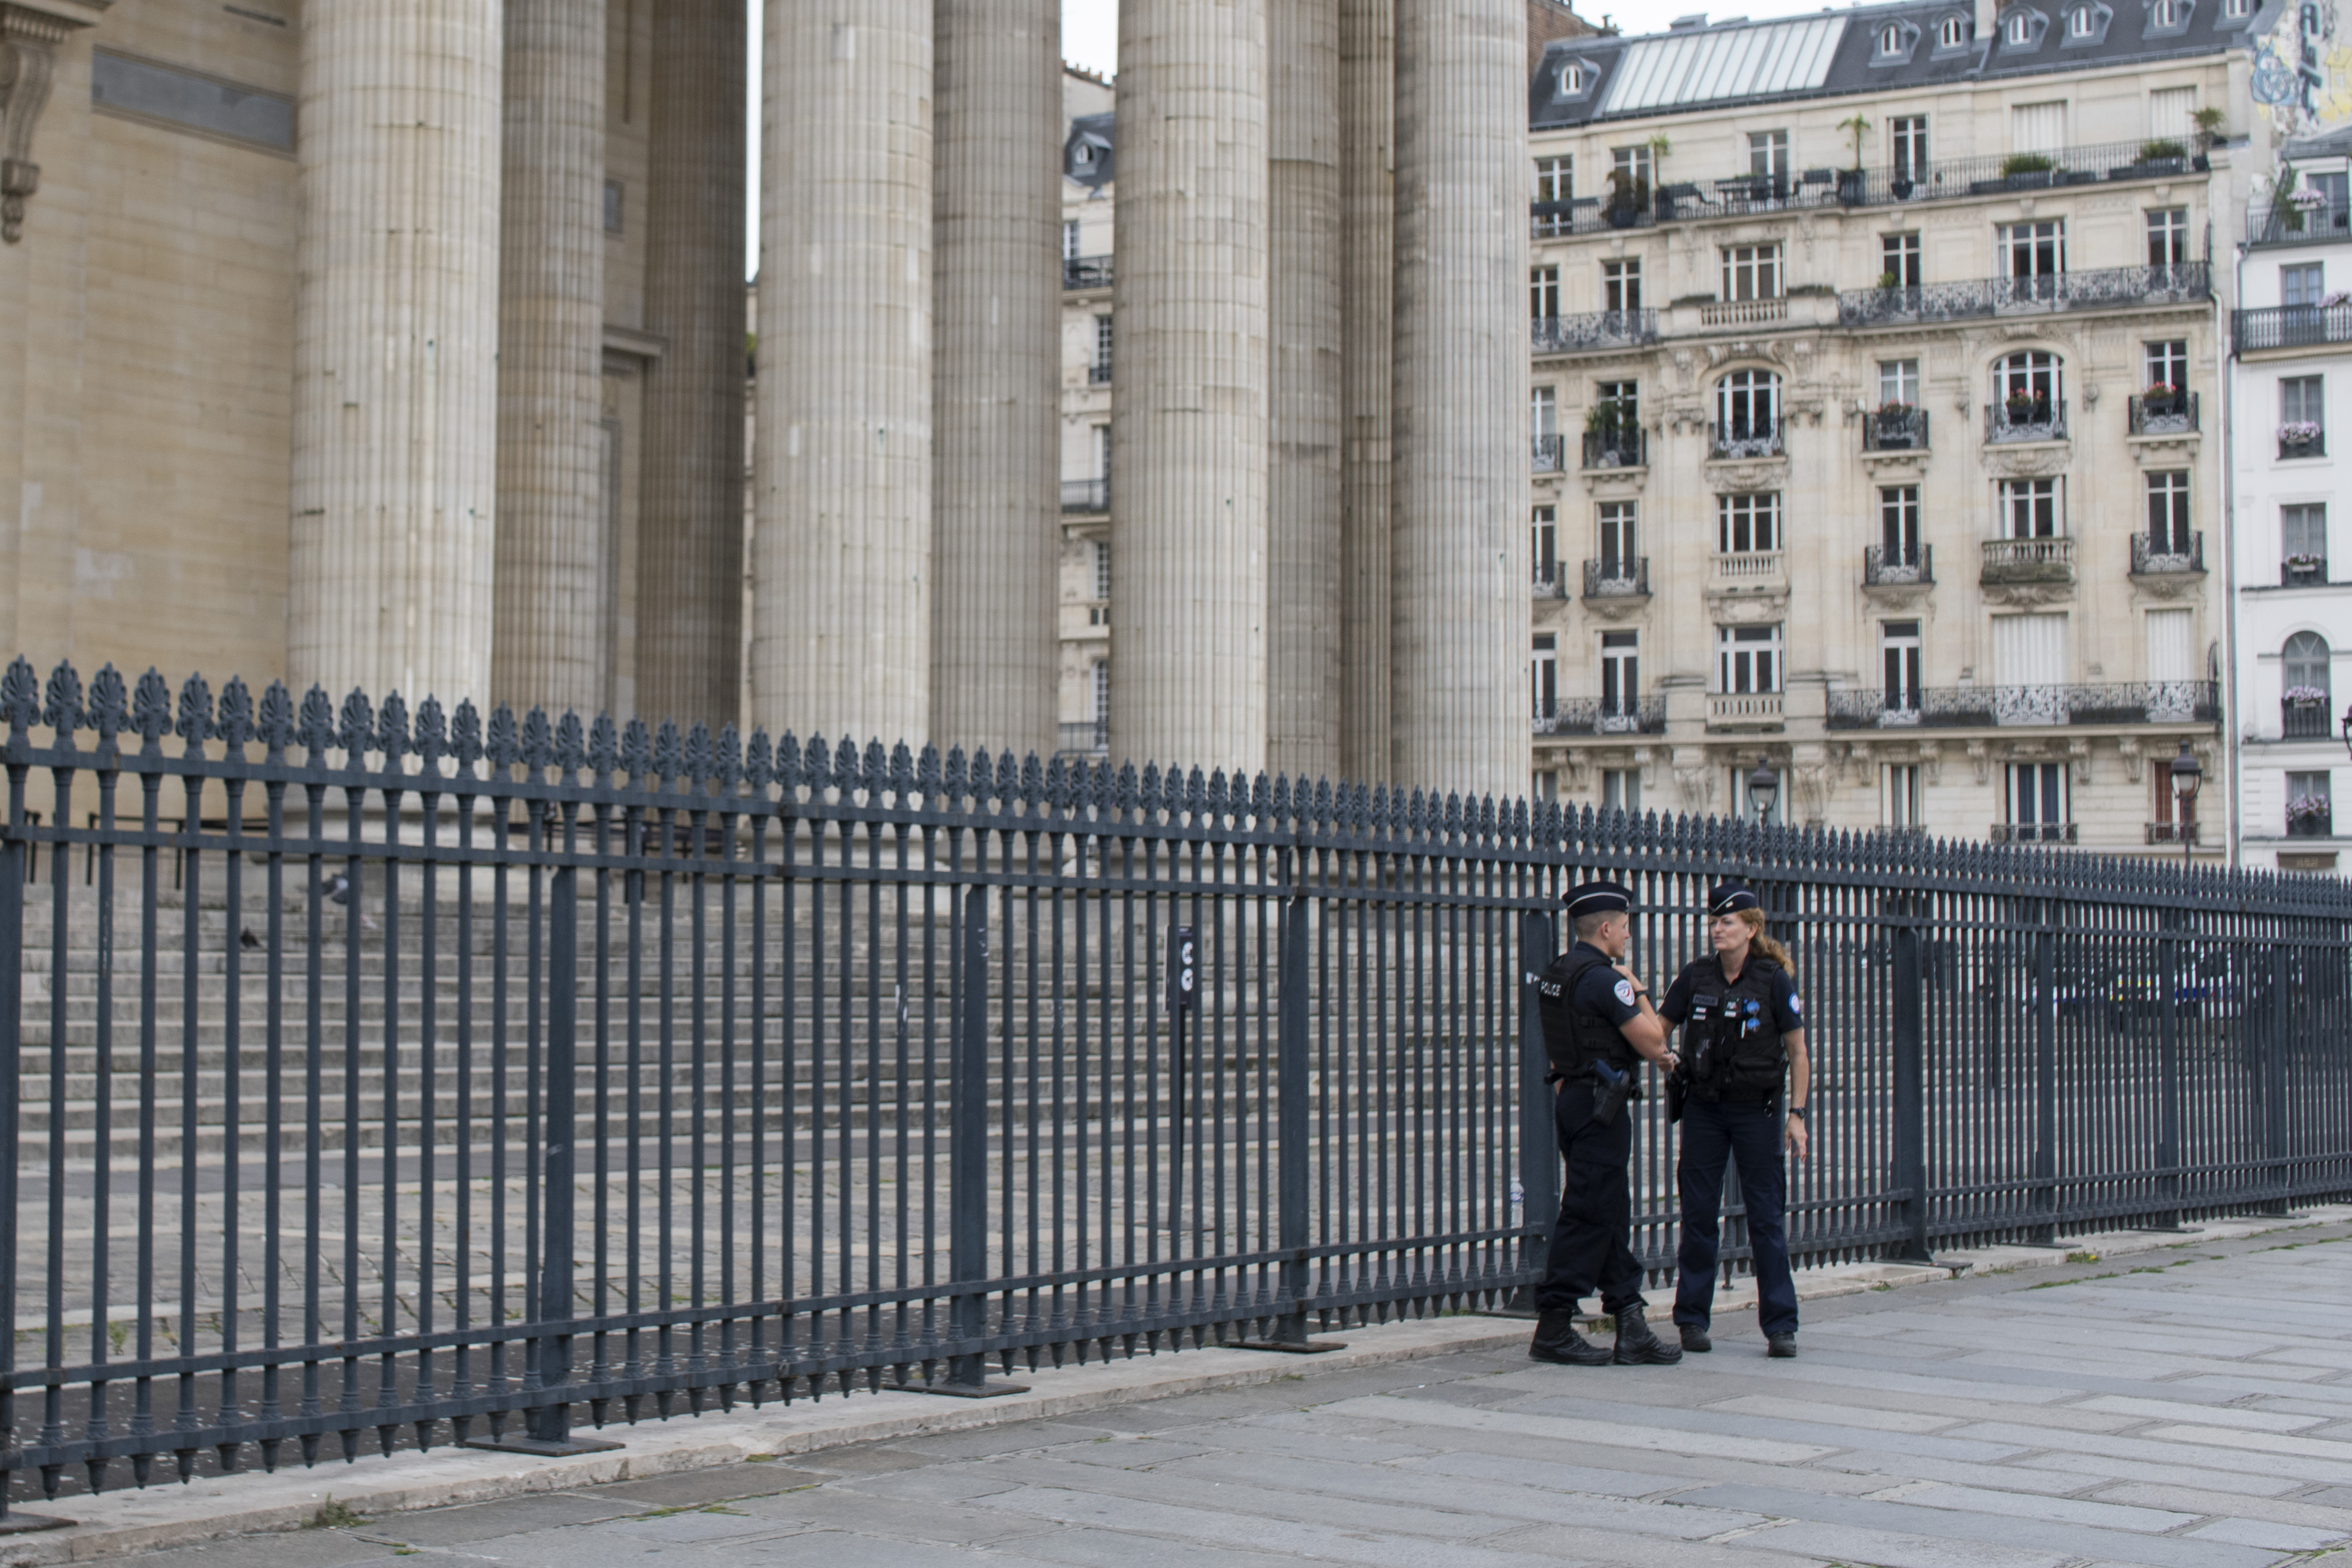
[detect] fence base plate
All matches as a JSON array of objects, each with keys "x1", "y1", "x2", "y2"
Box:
[
  {"x1": 1471, "y1": 1306, "x2": 1544, "y2": 1320},
  {"x1": 0, "y1": 1514, "x2": 74, "y2": 1535},
  {"x1": 916, "y1": 1380, "x2": 1032, "y2": 1399},
  {"x1": 463, "y1": 1434, "x2": 626, "y2": 1457},
  {"x1": 1233, "y1": 1338, "x2": 1347, "y2": 1354}
]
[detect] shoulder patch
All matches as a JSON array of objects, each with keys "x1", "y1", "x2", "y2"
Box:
[
  {"x1": 1789, "y1": 994, "x2": 1803, "y2": 1016},
  {"x1": 1613, "y1": 978, "x2": 1637, "y2": 1007}
]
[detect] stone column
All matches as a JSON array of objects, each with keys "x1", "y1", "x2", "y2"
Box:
[
  {"x1": 1338, "y1": 0, "x2": 1392, "y2": 784},
  {"x1": 493, "y1": 0, "x2": 607, "y2": 718},
  {"x1": 930, "y1": 0, "x2": 1058, "y2": 760},
  {"x1": 290, "y1": 0, "x2": 504, "y2": 707},
  {"x1": 1391, "y1": 0, "x2": 1528, "y2": 798},
  {"x1": 637, "y1": 0, "x2": 747, "y2": 731},
  {"x1": 1267, "y1": 0, "x2": 1342, "y2": 783},
  {"x1": 753, "y1": 4, "x2": 932, "y2": 747},
  {"x1": 1111, "y1": 0, "x2": 1269, "y2": 775}
]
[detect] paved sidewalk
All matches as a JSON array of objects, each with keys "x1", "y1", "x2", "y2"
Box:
[{"x1": 110, "y1": 1220, "x2": 2352, "y2": 1568}]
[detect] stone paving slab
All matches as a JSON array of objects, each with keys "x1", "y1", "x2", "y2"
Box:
[{"x1": 52, "y1": 1210, "x2": 2352, "y2": 1568}]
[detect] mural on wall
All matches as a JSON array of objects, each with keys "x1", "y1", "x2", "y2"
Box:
[{"x1": 2253, "y1": 0, "x2": 2352, "y2": 139}]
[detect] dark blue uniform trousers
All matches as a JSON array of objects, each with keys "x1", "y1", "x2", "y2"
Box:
[
  {"x1": 1535, "y1": 1079, "x2": 1648, "y2": 1315},
  {"x1": 1673, "y1": 1094, "x2": 1799, "y2": 1337}
]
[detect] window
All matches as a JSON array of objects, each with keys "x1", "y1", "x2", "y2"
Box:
[
  {"x1": 2001, "y1": 220, "x2": 2066, "y2": 280},
  {"x1": 2283, "y1": 375, "x2": 2325, "y2": 447},
  {"x1": 1891, "y1": 115, "x2": 1928, "y2": 173},
  {"x1": 1093, "y1": 314, "x2": 1113, "y2": 379},
  {"x1": 2149, "y1": 85, "x2": 2196, "y2": 135},
  {"x1": 1531, "y1": 633, "x2": 1558, "y2": 719},
  {"x1": 1073, "y1": 141, "x2": 1095, "y2": 168},
  {"x1": 2283, "y1": 262, "x2": 2325, "y2": 307},
  {"x1": 2012, "y1": 101, "x2": 2065, "y2": 149},
  {"x1": 603, "y1": 179, "x2": 624, "y2": 233},
  {"x1": 1882, "y1": 484, "x2": 1921, "y2": 559},
  {"x1": 1718, "y1": 624, "x2": 1782, "y2": 694},
  {"x1": 2284, "y1": 503, "x2": 2327, "y2": 571},
  {"x1": 1531, "y1": 385, "x2": 1558, "y2": 437},
  {"x1": 1601, "y1": 631, "x2": 1639, "y2": 718},
  {"x1": 2007, "y1": 763, "x2": 2070, "y2": 838},
  {"x1": 1936, "y1": 13, "x2": 1972, "y2": 46},
  {"x1": 1879, "y1": 359, "x2": 1920, "y2": 406},
  {"x1": 1091, "y1": 660, "x2": 1110, "y2": 731},
  {"x1": 1092, "y1": 540, "x2": 1111, "y2": 601},
  {"x1": 1535, "y1": 154, "x2": 1573, "y2": 203},
  {"x1": 2146, "y1": 208, "x2": 2189, "y2": 265},
  {"x1": 2147, "y1": 470, "x2": 2191, "y2": 551},
  {"x1": 2286, "y1": 631, "x2": 2332, "y2": 704},
  {"x1": 1880, "y1": 21, "x2": 1906, "y2": 52},
  {"x1": 1748, "y1": 129, "x2": 1790, "y2": 182},
  {"x1": 1994, "y1": 350, "x2": 2063, "y2": 420},
  {"x1": 2005, "y1": 8, "x2": 2037, "y2": 43},
  {"x1": 2002, "y1": 478, "x2": 2061, "y2": 538},
  {"x1": 1531, "y1": 504, "x2": 1557, "y2": 583},
  {"x1": 1596, "y1": 379, "x2": 1639, "y2": 421},
  {"x1": 1612, "y1": 145, "x2": 1653, "y2": 188},
  {"x1": 2147, "y1": 0, "x2": 2188, "y2": 29},
  {"x1": 1722, "y1": 243, "x2": 1783, "y2": 300},
  {"x1": 1531, "y1": 265, "x2": 1561, "y2": 320},
  {"x1": 1884, "y1": 764, "x2": 1925, "y2": 829},
  {"x1": 2286, "y1": 770, "x2": 2333, "y2": 835},
  {"x1": 2066, "y1": 4, "x2": 2097, "y2": 37},
  {"x1": 1063, "y1": 219, "x2": 1081, "y2": 259},
  {"x1": 1882, "y1": 232, "x2": 1922, "y2": 288},
  {"x1": 1598, "y1": 499, "x2": 1638, "y2": 569},
  {"x1": 1602, "y1": 258, "x2": 1642, "y2": 312},
  {"x1": 2222, "y1": 0, "x2": 2250, "y2": 16},
  {"x1": 1558, "y1": 61, "x2": 1588, "y2": 94},
  {"x1": 1716, "y1": 369, "x2": 1780, "y2": 439},
  {"x1": 2146, "y1": 607, "x2": 2195, "y2": 701},
  {"x1": 1718, "y1": 492, "x2": 1781, "y2": 554},
  {"x1": 1995, "y1": 612, "x2": 2069, "y2": 690},
  {"x1": 1602, "y1": 768, "x2": 1642, "y2": 815},
  {"x1": 1883, "y1": 620, "x2": 1923, "y2": 710},
  {"x1": 2316, "y1": 170, "x2": 2351, "y2": 214}
]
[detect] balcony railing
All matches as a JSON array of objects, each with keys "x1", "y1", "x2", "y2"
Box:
[
  {"x1": 1981, "y1": 537, "x2": 2074, "y2": 584},
  {"x1": 1582, "y1": 557, "x2": 1649, "y2": 600},
  {"x1": 2144, "y1": 821, "x2": 2202, "y2": 846},
  {"x1": 2284, "y1": 701, "x2": 2333, "y2": 739},
  {"x1": 2288, "y1": 810, "x2": 2336, "y2": 838},
  {"x1": 1992, "y1": 822, "x2": 2079, "y2": 844},
  {"x1": 2283, "y1": 557, "x2": 2330, "y2": 587},
  {"x1": 2128, "y1": 392, "x2": 2199, "y2": 436},
  {"x1": 1533, "y1": 434, "x2": 1565, "y2": 472},
  {"x1": 2131, "y1": 532, "x2": 2204, "y2": 576},
  {"x1": 1986, "y1": 399, "x2": 2067, "y2": 443},
  {"x1": 1528, "y1": 198, "x2": 1652, "y2": 237},
  {"x1": 1709, "y1": 691, "x2": 1783, "y2": 726},
  {"x1": 1712, "y1": 550, "x2": 1784, "y2": 585},
  {"x1": 1533, "y1": 310, "x2": 1659, "y2": 352},
  {"x1": 1532, "y1": 567, "x2": 1568, "y2": 600},
  {"x1": 1840, "y1": 263, "x2": 2210, "y2": 327},
  {"x1": 1057, "y1": 720, "x2": 1108, "y2": 754},
  {"x1": 2235, "y1": 303, "x2": 2352, "y2": 353},
  {"x1": 1708, "y1": 419, "x2": 1783, "y2": 459},
  {"x1": 1862, "y1": 407, "x2": 1929, "y2": 451},
  {"x1": 1532, "y1": 697, "x2": 1666, "y2": 736},
  {"x1": 1828, "y1": 681, "x2": 2220, "y2": 730},
  {"x1": 1060, "y1": 477, "x2": 1109, "y2": 513},
  {"x1": 1863, "y1": 544, "x2": 1933, "y2": 586},
  {"x1": 2247, "y1": 199, "x2": 2352, "y2": 248},
  {"x1": 1062, "y1": 255, "x2": 1113, "y2": 289},
  {"x1": 1700, "y1": 296, "x2": 1788, "y2": 328},
  {"x1": 2280, "y1": 429, "x2": 2327, "y2": 460},
  {"x1": 1581, "y1": 428, "x2": 1646, "y2": 469}
]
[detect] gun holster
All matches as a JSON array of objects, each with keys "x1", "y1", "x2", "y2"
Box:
[
  {"x1": 1664, "y1": 1071, "x2": 1687, "y2": 1126},
  {"x1": 1586, "y1": 1059, "x2": 1641, "y2": 1127}
]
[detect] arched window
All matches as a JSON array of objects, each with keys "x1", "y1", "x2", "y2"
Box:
[
  {"x1": 2067, "y1": 5, "x2": 2096, "y2": 35},
  {"x1": 1993, "y1": 350, "x2": 2063, "y2": 430},
  {"x1": 2006, "y1": 9, "x2": 2033, "y2": 42},
  {"x1": 1716, "y1": 369, "x2": 1780, "y2": 440},
  {"x1": 1562, "y1": 62, "x2": 1586, "y2": 92},
  {"x1": 1939, "y1": 12, "x2": 1972, "y2": 44},
  {"x1": 1881, "y1": 21, "x2": 1905, "y2": 51},
  {"x1": 2285, "y1": 631, "x2": 2333, "y2": 706}
]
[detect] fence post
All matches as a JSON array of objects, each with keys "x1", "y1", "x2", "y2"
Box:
[
  {"x1": 926, "y1": 893, "x2": 1027, "y2": 1396},
  {"x1": 1239, "y1": 896, "x2": 1342, "y2": 1352},
  {"x1": 0, "y1": 793, "x2": 68, "y2": 1532},
  {"x1": 2154, "y1": 921, "x2": 2183, "y2": 1229},
  {"x1": 1889, "y1": 917, "x2": 1932, "y2": 1263},
  {"x1": 1496, "y1": 910, "x2": 1557, "y2": 1315},
  {"x1": 472, "y1": 854, "x2": 619, "y2": 1455},
  {"x1": 2033, "y1": 911, "x2": 2059, "y2": 1243},
  {"x1": 2267, "y1": 944, "x2": 2292, "y2": 1216}
]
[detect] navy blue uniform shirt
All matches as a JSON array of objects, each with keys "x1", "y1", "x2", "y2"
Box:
[
  {"x1": 1568, "y1": 941, "x2": 1644, "y2": 1027},
  {"x1": 1659, "y1": 956, "x2": 1803, "y2": 1035}
]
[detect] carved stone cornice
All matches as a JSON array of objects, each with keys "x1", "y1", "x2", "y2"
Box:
[
  {"x1": 2127, "y1": 569, "x2": 2205, "y2": 603},
  {"x1": 1705, "y1": 586, "x2": 1789, "y2": 622},
  {"x1": 1857, "y1": 448, "x2": 1929, "y2": 477},
  {"x1": 1980, "y1": 442, "x2": 2072, "y2": 479},
  {"x1": 1582, "y1": 591, "x2": 1648, "y2": 624},
  {"x1": 0, "y1": 2, "x2": 105, "y2": 244},
  {"x1": 2127, "y1": 433, "x2": 2200, "y2": 466},
  {"x1": 1979, "y1": 579, "x2": 2076, "y2": 609},
  {"x1": 1704, "y1": 456, "x2": 1788, "y2": 492}
]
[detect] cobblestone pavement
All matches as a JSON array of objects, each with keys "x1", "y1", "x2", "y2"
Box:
[{"x1": 119, "y1": 1226, "x2": 2352, "y2": 1568}]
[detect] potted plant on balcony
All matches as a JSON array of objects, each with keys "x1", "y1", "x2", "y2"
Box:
[
  {"x1": 1604, "y1": 168, "x2": 1646, "y2": 228},
  {"x1": 2124, "y1": 138, "x2": 2189, "y2": 179},
  {"x1": 2286, "y1": 551, "x2": 2326, "y2": 583},
  {"x1": 2192, "y1": 106, "x2": 2224, "y2": 153},
  {"x1": 1998, "y1": 152, "x2": 2055, "y2": 190},
  {"x1": 2287, "y1": 793, "x2": 2333, "y2": 837},
  {"x1": 1873, "y1": 400, "x2": 1917, "y2": 447},
  {"x1": 2281, "y1": 419, "x2": 2323, "y2": 452},
  {"x1": 1584, "y1": 400, "x2": 1629, "y2": 465},
  {"x1": 2287, "y1": 684, "x2": 2329, "y2": 708},
  {"x1": 2003, "y1": 390, "x2": 2046, "y2": 427},
  {"x1": 2140, "y1": 379, "x2": 2183, "y2": 419},
  {"x1": 1835, "y1": 113, "x2": 1872, "y2": 204}
]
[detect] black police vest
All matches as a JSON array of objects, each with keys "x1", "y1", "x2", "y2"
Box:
[
  {"x1": 1538, "y1": 945, "x2": 1638, "y2": 1078},
  {"x1": 1677, "y1": 955, "x2": 1788, "y2": 1101}
]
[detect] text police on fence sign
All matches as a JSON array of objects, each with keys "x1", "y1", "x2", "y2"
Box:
[{"x1": 1167, "y1": 925, "x2": 1196, "y2": 1014}]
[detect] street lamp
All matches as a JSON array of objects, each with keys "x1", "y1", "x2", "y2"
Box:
[
  {"x1": 1746, "y1": 757, "x2": 1780, "y2": 825},
  {"x1": 2168, "y1": 741, "x2": 2201, "y2": 869}
]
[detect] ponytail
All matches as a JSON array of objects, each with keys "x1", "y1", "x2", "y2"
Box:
[{"x1": 1738, "y1": 910, "x2": 1795, "y2": 981}]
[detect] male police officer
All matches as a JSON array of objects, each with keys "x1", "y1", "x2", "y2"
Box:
[{"x1": 1529, "y1": 881, "x2": 1683, "y2": 1367}]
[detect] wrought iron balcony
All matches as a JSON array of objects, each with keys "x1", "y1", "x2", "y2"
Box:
[
  {"x1": 1709, "y1": 419, "x2": 1783, "y2": 459},
  {"x1": 1638, "y1": 141, "x2": 2205, "y2": 225},
  {"x1": 2235, "y1": 303, "x2": 2352, "y2": 353},
  {"x1": 1828, "y1": 681, "x2": 2219, "y2": 730},
  {"x1": 1839, "y1": 263, "x2": 2209, "y2": 327},
  {"x1": 1057, "y1": 719, "x2": 1108, "y2": 755},
  {"x1": 1060, "y1": 477, "x2": 1108, "y2": 513},
  {"x1": 1532, "y1": 310, "x2": 1659, "y2": 352},
  {"x1": 1581, "y1": 427, "x2": 1646, "y2": 468},
  {"x1": 2246, "y1": 199, "x2": 2352, "y2": 248},
  {"x1": 1582, "y1": 557, "x2": 1649, "y2": 600},
  {"x1": 1863, "y1": 544, "x2": 1933, "y2": 587},
  {"x1": 1700, "y1": 296, "x2": 1788, "y2": 329},
  {"x1": 1708, "y1": 691, "x2": 1783, "y2": 727},
  {"x1": 1533, "y1": 434, "x2": 1566, "y2": 472},
  {"x1": 1529, "y1": 198, "x2": 1653, "y2": 237},
  {"x1": 2144, "y1": 821, "x2": 2201, "y2": 845},
  {"x1": 1862, "y1": 407, "x2": 1928, "y2": 451},
  {"x1": 2283, "y1": 700, "x2": 2332, "y2": 738},
  {"x1": 2288, "y1": 809, "x2": 2336, "y2": 838},
  {"x1": 1992, "y1": 822, "x2": 2078, "y2": 844},
  {"x1": 1981, "y1": 537, "x2": 2074, "y2": 584},
  {"x1": 1062, "y1": 255, "x2": 1113, "y2": 289},
  {"x1": 2283, "y1": 556, "x2": 2330, "y2": 587},
  {"x1": 2130, "y1": 533, "x2": 2203, "y2": 576},
  {"x1": 1532, "y1": 568, "x2": 1568, "y2": 600},
  {"x1": 1985, "y1": 399, "x2": 2066, "y2": 443},
  {"x1": 1532, "y1": 696, "x2": 1666, "y2": 737},
  {"x1": 2128, "y1": 392, "x2": 2199, "y2": 435},
  {"x1": 2280, "y1": 427, "x2": 2327, "y2": 459}
]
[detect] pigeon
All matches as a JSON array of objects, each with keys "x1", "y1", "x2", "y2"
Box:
[
  {"x1": 239, "y1": 927, "x2": 261, "y2": 951},
  {"x1": 316, "y1": 872, "x2": 376, "y2": 930}
]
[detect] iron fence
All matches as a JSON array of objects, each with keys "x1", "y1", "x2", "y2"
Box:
[{"x1": 2, "y1": 655, "x2": 2350, "y2": 1523}]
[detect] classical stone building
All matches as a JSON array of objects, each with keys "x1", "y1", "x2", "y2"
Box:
[{"x1": 0, "y1": 0, "x2": 1541, "y2": 803}]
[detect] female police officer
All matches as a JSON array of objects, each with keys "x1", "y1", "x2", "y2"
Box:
[{"x1": 1658, "y1": 882, "x2": 1810, "y2": 1358}]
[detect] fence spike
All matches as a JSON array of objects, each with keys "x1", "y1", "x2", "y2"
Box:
[
  {"x1": 134, "y1": 668, "x2": 173, "y2": 751},
  {"x1": 450, "y1": 699, "x2": 485, "y2": 772},
  {"x1": 683, "y1": 722, "x2": 711, "y2": 788},
  {"x1": 42, "y1": 658, "x2": 83, "y2": 737},
  {"x1": 586, "y1": 713, "x2": 619, "y2": 778},
  {"x1": 485, "y1": 704, "x2": 520, "y2": 770},
  {"x1": 619, "y1": 717, "x2": 651, "y2": 781},
  {"x1": 255, "y1": 678, "x2": 292, "y2": 757},
  {"x1": 521, "y1": 707, "x2": 554, "y2": 770},
  {"x1": 744, "y1": 727, "x2": 774, "y2": 790},
  {"x1": 375, "y1": 691, "x2": 409, "y2": 765},
  {"x1": 413, "y1": 696, "x2": 447, "y2": 771},
  {"x1": 775, "y1": 730, "x2": 802, "y2": 794},
  {"x1": 336, "y1": 688, "x2": 373, "y2": 761},
  {"x1": 0, "y1": 654, "x2": 38, "y2": 735},
  {"x1": 553, "y1": 712, "x2": 586, "y2": 777},
  {"x1": 216, "y1": 677, "x2": 255, "y2": 753},
  {"x1": 719, "y1": 726, "x2": 746, "y2": 792}
]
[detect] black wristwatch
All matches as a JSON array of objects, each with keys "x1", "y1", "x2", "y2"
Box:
[{"x1": 1786, "y1": 1106, "x2": 1807, "y2": 1120}]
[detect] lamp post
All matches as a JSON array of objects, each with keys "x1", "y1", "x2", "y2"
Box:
[
  {"x1": 1746, "y1": 757, "x2": 1780, "y2": 825},
  {"x1": 2168, "y1": 742, "x2": 2201, "y2": 870}
]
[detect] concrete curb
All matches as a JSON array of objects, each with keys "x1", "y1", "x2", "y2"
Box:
[{"x1": 23, "y1": 1203, "x2": 2348, "y2": 1566}]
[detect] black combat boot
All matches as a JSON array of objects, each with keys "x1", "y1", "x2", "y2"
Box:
[
  {"x1": 1766, "y1": 1332, "x2": 1798, "y2": 1359},
  {"x1": 1612, "y1": 1303, "x2": 1683, "y2": 1365},
  {"x1": 1529, "y1": 1308, "x2": 1611, "y2": 1366},
  {"x1": 1678, "y1": 1321, "x2": 1712, "y2": 1353}
]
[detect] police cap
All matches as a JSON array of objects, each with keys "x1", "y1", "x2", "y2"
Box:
[
  {"x1": 1708, "y1": 882, "x2": 1760, "y2": 917},
  {"x1": 1564, "y1": 880, "x2": 1632, "y2": 917}
]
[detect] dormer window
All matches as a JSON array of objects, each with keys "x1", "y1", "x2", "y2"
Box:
[
  {"x1": 1873, "y1": 18, "x2": 1921, "y2": 59},
  {"x1": 2006, "y1": 10, "x2": 2033, "y2": 42},
  {"x1": 1073, "y1": 144, "x2": 1093, "y2": 167},
  {"x1": 2221, "y1": 0, "x2": 2250, "y2": 17},
  {"x1": 1551, "y1": 56, "x2": 1602, "y2": 102},
  {"x1": 2068, "y1": 5, "x2": 2094, "y2": 34},
  {"x1": 1563, "y1": 62, "x2": 1586, "y2": 92},
  {"x1": 1998, "y1": 5, "x2": 2049, "y2": 47},
  {"x1": 2146, "y1": 0, "x2": 2190, "y2": 28},
  {"x1": 1937, "y1": 12, "x2": 1973, "y2": 45}
]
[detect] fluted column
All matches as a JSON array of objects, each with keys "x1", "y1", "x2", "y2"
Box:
[
  {"x1": 493, "y1": 0, "x2": 607, "y2": 717},
  {"x1": 753, "y1": 4, "x2": 933, "y2": 745},
  {"x1": 1391, "y1": 0, "x2": 1527, "y2": 798},
  {"x1": 1338, "y1": 0, "x2": 1394, "y2": 784},
  {"x1": 1111, "y1": 0, "x2": 1269, "y2": 775},
  {"x1": 638, "y1": 0, "x2": 747, "y2": 731},
  {"x1": 1267, "y1": 0, "x2": 1342, "y2": 782},
  {"x1": 930, "y1": 0, "x2": 1059, "y2": 759},
  {"x1": 290, "y1": 1, "x2": 503, "y2": 707}
]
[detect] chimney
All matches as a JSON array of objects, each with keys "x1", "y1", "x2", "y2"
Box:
[{"x1": 1976, "y1": 0, "x2": 2000, "y2": 47}]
